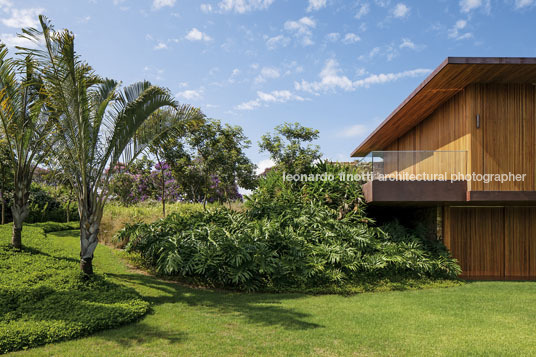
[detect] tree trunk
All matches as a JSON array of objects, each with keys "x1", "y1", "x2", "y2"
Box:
[
  {"x1": 79, "y1": 212, "x2": 100, "y2": 275},
  {"x1": 78, "y1": 187, "x2": 103, "y2": 275},
  {"x1": 162, "y1": 171, "x2": 166, "y2": 217},
  {"x1": 11, "y1": 181, "x2": 29, "y2": 249},
  {"x1": 66, "y1": 186, "x2": 73, "y2": 223},
  {"x1": 0, "y1": 187, "x2": 5, "y2": 225}
]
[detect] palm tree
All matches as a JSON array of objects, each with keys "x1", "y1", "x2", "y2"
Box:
[
  {"x1": 21, "y1": 15, "x2": 201, "y2": 274},
  {"x1": 0, "y1": 45, "x2": 55, "y2": 249}
]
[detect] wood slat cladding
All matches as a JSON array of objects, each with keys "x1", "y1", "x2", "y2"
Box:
[
  {"x1": 377, "y1": 90, "x2": 469, "y2": 179},
  {"x1": 448, "y1": 207, "x2": 504, "y2": 279},
  {"x1": 371, "y1": 82, "x2": 536, "y2": 192},
  {"x1": 445, "y1": 206, "x2": 536, "y2": 280},
  {"x1": 472, "y1": 83, "x2": 536, "y2": 191},
  {"x1": 504, "y1": 207, "x2": 533, "y2": 278},
  {"x1": 351, "y1": 57, "x2": 536, "y2": 157}
]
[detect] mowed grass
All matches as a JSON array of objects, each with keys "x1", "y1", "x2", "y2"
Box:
[{"x1": 4, "y1": 229, "x2": 536, "y2": 356}]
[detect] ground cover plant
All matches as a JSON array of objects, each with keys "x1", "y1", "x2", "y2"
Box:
[
  {"x1": 0, "y1": 224, "x2": 149, "y2": 354},
  {"x1": 117, "y1": 162, "x2": 461, "y2": 292}
]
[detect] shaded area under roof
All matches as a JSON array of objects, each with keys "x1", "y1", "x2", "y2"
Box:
[{"x1": 351, "y1": 57, "x2": 536, "y2": 157}]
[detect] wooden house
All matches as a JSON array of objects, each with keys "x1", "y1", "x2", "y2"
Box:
[{"x1": 351, "y1": 57, "x2": 536, "y2": 280}]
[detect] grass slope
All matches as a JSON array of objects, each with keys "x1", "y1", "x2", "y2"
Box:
[
  {"x1": 0, "y1": 224, "x2": 149, "y2": 354},
  {"x1": 5, "y1": 229, "x2": 536, "y2": 356}
]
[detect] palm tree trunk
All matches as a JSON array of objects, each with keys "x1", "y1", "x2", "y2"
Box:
[
  {"x1": 11, "y1": 179, "x2": 29, "y2": 249},
  {"x1": 12, "y1": 211, "x2": 23, "y2": 249},
  {"x1": 66, "y1": 186, "x2": 73, "y2": 223},
  {"x1": 78, "y1": 191, "x2": 102, "y2": 275},
  {"x1": 12, "y1": 203, "x2": 28, "y2": 249},
  {"x1": 79, "y1": 213, "x2": 99, "y2": 274}
]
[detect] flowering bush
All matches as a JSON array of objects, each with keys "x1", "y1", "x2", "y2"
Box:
[{"x1": 109, "y1": 159, "x2": 242, "y2": 205}]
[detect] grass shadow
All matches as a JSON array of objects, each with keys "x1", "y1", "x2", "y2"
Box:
[
  {"x1": 107, "y1": 272, "x2": 323, "y2": 331},
  {"x1": 9, "y1": 244, "x2": 80, "y2": 264}
]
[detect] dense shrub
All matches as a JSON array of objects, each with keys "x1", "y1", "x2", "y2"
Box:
[
  {"x1": 99, "y1": 201, "x2": 212, "y2": 247},
  {"x1": 26, "y1": 184, "x2": 79, "y2": 223},
  {"x1": 118, "y1": 162, "x2": 461, "y2": 292},
  {"x1": 0, "y1": 224, "x2": 148, "y2": 354},
  {"x1": 2, "y1": 184, "x2": 78, "y2": 224}
]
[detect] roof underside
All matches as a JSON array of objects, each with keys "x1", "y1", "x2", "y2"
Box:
[{"x1": 351, "y1": 57, "x2": 536, "y2": 157}]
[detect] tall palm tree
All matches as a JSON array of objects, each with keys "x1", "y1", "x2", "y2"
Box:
[
  {"x1": 21, "y1": 15, "x2": 201, "y2": 274},
  {"x1": 0, "y1": 45, "x2": 55, "y2": 249}
]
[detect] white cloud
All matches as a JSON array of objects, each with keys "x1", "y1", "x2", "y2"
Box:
[
  {"x1": 1, "y1": 7, "x2": 43, "y2": 28},
  {"x1": 235, "y1": 99, "x2": 261, "y2": 110},
  {"x1": 255, "y1": 66, "x2": 280, "y2": 84},
  {"x1": 460, "y1": 0, "x2": 491, "y2": 13},
  {"x1": 284, "y1": 16, "x2": 316, "y2": 46},
  {"x1": 374, "y1": 0, "x2": 389, "y2": 7},
  {"x1": 295, "y1": 58, "x2": 430, "y2": 94},
  {"x1": 0, "y1": 33, "x2": 38, "y2": 48},
  {"x1": 342, "y1": 33, "x2": 360, "y2": 44},
  {"x1": 352, "y1": 68, "x2": 430, "y2": 87},
  {"x1": 295, "y1": 59, "x2": 353, "y2": 93},
  {"x1": 0, "y1": 0, "x2": 12, "y2": 10},
  {"x1": 143, "y1": 65, "x2": 164, "y2": 81},
  {"x1": 77, "y1": 15, "x2": 91, "y2": 23},
  {"x1": 392, "y1": 3, "x2": 409, "y2": 18},
  {"x1": 152, "y1": 0, "x2": 175, "y2": 10},
  {"x1": 306, "y1": 0, "x2": 327, "y2": 12},
  {"x1": 358, "y1": 44, "x2": 398, "y2": 61},
  {"x1": 153, "y1": 42, "x2": 168, "y2": 50},
  {"x1": 185, "y1": 28, "x2": 212, "y2": 42},
  {"x1": 218, "y1": 0, "x2": 275, "y2": 14},
  {"x1": 399, "y1": 38, "x2": 415, "y2": 49},
  {"x1": 355, "y1": 3, "x2": 370, "y2": 19},
  {"x1": 200, "y1": 3, "x2": 213, "y2": 12},
  {"x1": 255, "y1": 159, "x2": 275, "y2": 175},
  {"x1": 176, "y1": 88, "x2": 204, "y2": 100},
  {"x1": 515, "y1": 0, "x2": 534, "y2": 8},
  {"x1": 265, "y1": 34, "x2": 290, "y2": 50},
  {"x1": 338, "y1": 124, "x2": 368, "y2": 138},
  {"x1": 227, "y1": 68, "x2": 241, "y2": 84},
  {"x1": 325, "y1": 32, "x2": 340, "y2": 42},
  {"x1": 235, "y1": 90, "x2": 305, "y2": 110},
  {"x1": 459, "y1": 0, "x2": 480, "y2": 12},
  {"x1": 448, "y1": 19, "x2": 472, "y2": 40}
]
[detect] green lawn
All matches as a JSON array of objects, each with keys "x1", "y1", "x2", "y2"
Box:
[{"x1": 5, "y1": 228, "x2": 536, "y2": 356}]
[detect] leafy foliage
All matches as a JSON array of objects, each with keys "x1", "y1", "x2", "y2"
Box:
[
  {"x1": 0, "y1": 42, "x2": 57, "y2": 247},
  {"x1": 0, "y1": 184, "x2": 79, "y2": 224},
  {"x1": 19, "y1": 15, "x2": 197, "y2": 270},
  {"x1": 118, "y1": 162, "x2": 460, "y2": 292},
  {"x1": 159, "y1": 118, "x2": 257, "y2": 205},
  {"x1": 259, "y1": 122, "x2": 321, "y2": 174},
  {"x1": 0, "y1": 224, "x2": 148, "y2": 354}
]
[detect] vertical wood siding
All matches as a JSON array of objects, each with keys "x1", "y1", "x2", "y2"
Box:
[
  {"x1": 382, "y1": 83, "x2": 536, "y2": 191},
  {"x1": 445, "y1": 206, "x2": 536, "y2": 280},
  {"x1": 381, "y1": 91, "x2": 470, "y2": 179}
]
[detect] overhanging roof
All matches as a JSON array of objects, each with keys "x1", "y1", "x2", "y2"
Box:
[{"x1": 351, "y1": 57, "x2": 536, "y2": 157}]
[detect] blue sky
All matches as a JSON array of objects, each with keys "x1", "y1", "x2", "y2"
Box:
[{"x1": 2, "y1": 0, "x2": 536, "y2": 171}]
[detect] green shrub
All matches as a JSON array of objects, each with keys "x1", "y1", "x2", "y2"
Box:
[
  {"x1": 118, "y1": 162, "x2": 460, "y2": 292},
  {"x1": 1, "y1": 184, "x2": 79, "y2": 224},
  {"x1": 0, "y1": 224, "x2": 149, "y2": 354}
]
